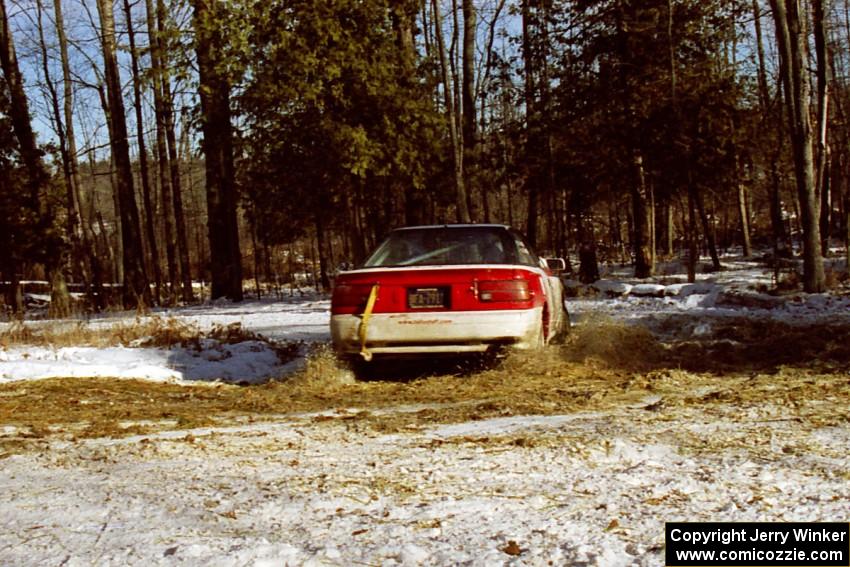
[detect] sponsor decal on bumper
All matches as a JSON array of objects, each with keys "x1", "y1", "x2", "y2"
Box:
[{"x1": 331, "y1": 308, "x2": 543, "y2": 355}]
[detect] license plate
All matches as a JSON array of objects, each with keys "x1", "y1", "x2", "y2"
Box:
[{"x1": 407, "y1": 287, "x2": 449, "y2": 309}]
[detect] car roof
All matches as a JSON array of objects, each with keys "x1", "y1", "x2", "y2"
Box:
[{"x1": 392, "y1": 224, "x2": 511, "y2": 231}]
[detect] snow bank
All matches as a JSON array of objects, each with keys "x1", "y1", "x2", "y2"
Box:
[
  {"x1": 0, "y1": 340, "x2": 290, "y2": 384},
  {"x1": 591, "y1": 280, "x2": 632, "y2": 296},
  {"x1": 0, "y1": 297, "x2": 329, "y2": 384},
  {"x1": 629, "y1": 283, "x2": 665, "y2": 297}
]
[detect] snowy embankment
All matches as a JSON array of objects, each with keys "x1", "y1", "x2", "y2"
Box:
[
  {"x1": 566, "y1": 256, "x2": 850, "y2": 334},
  {"x1": 0, "y1": 297, "x2": 329, "y2": 384},
  {"x1": 0, "y1": 341, "x2": 288, "y2": 384}
]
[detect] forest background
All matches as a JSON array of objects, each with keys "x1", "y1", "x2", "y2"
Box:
[{"x1": 0, "y1": 0, "x2": 848, "y2": 314}]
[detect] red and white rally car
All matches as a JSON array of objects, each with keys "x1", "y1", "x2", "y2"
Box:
[{"x1": 331, "y1": 224, "x2": 569, "y2": 361}]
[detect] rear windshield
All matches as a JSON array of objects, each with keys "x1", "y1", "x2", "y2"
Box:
[{"x1": 362, "y1": 227, "x2": 538, "y2": 267}]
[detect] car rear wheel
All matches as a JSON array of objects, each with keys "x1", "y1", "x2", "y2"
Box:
[
  {"x1": 549, "y1": 303, "x2": 571, "y2": 344},
  {"x1": 531, "y1": 307, "x2": 549, "y2": 350}
]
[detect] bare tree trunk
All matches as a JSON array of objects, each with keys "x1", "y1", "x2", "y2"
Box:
[
  {"x1": 687, "y1": 176, "x2": 698, "y2": 283},
  {"x1": 95, "y1": 82, "x2": 125, "y2": 287},
  {"x1": 144, "y1": 0, "x2": 178, "y2": 303},
  {"x1": 178, "y1": 108, "x2": 200, "y2": 290},
  {"x1": 693, "y1": 184, "x2": 721, "y2": 270},
  {"x1": 315, "y1": 213, "x2": 330, "y2": 291},
  {"x1": 193, "y1": 0, "x2": 243, "y2": 301},
  {"x1": 770, "y1": 0, "x2": 826, "y2": 292},
  {"x1": 450, "y1": 0, "x2": 462, "y2": 141},
  {"x1": 730, "y1": 15, "x2": 749, "y2": 262},
  {"x1": 844, "y1": 2, "x2": 850, "y2": 270},
  {"x1": 522, "y1": 0, "x2": 538, "y2": 248},
  {"x1": 392, "y1": 2, "x2": 425, "y2": 228},
  {"x1": 576, "y1": 205, "x2": 599, "y2": 284},
  {"x1": 754, "y1": 0, "x2": 791, "y2": 259},
  {"x1": 632, "y1": 152, "x2": 654, "y2": 278},
  {"x1": 737, "y1": 181, "x2": 752, "y2": 257},
  {"x1": 97, "y1": 0, "x2": 151, "y2": 309},
  {"x1": 166, "y1": 102, "x2": 194, "y2": 302},
  {"x1": 753, "y1": 0, "x2": 769, "y2": 110},
  {"x1": 844, "y1": 162, "x2": 850, "y2": 271},
  {"x1": 538, "y1": 0, "x2": 558, "y2": 255},
  {"x1": 432, "y1": 0, "x2": 470, "y2": 223},
  {"x1": 124, "y1": 0, "x2": 162, "y2": 306},
  {"x1": 35, "y1": 0, "x2": 75, "y2": 316},
  {"x1": 420, "y1": 0, "x2": 432, "y2": 59},
  {"x1": 54, "y1": 0, "x2": 105, "y2": 310},
  {"x1": 737, "y1": 156, "x2": 752, "y2": 256},
  {"x1": 820, "y1": 166, "x2": 831, "y2": 255},
  {"x1": 461, "y1": 0, "x2": 477, "y2": 220},
  {"x1": 649, "y1": 181, "x2": 656, "y2": 267},
  {"x1": 476, "y1": 0, "x2": 507, "y2": 226},
  {"x1": 664, "y1": 201, "x2": 674, "y2": 257},
  {"x1": 95, "y1": 81, "x2": 126, "y2": 288},
  {"x1": 812, "y1": 0, "x2": 830, "y2": 256},
  {"x1": 770, "y1": 78, "x2": 793, "y2": 259},
  {"x1": 157, "y1": 0, "x2": 194, "y2": 302},
  {"x1": 250, "y1": 208, "x2": 261, "y2": 300}
]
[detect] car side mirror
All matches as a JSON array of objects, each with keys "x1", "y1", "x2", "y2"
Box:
[{"x1": 544, "y1": 258, "x2": 566, "y2": 273}]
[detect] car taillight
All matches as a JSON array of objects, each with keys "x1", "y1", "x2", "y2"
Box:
[
  {"x1": 477, "y1": 280, "x2": 531, "y2": 302},
  {"x1": 332, "y1": 283, "x2": 374, "y2": 312}
]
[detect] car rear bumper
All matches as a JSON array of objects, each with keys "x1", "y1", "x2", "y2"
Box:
[{"x1": 330, "y1": 307, "x2": 543, "y2": 356}]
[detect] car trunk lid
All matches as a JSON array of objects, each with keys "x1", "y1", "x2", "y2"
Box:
[{"x1": 331, "y1": 266, "x2": 543, "y2": 315}]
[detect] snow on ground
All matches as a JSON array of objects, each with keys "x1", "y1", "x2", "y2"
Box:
[
  {"x1": 0, "y1": 297, "x2": 329, "y2": 384},
  {"x1": 1, "y1": 402, "x2": 847, "y2": 566},
  {"x1": 568, "y1": 255, "x2": 850, "y2": 337},
  {"x1": 159, "y1": 296, "x2": 331, "y2": 342},
  {"x1": 0, "y1": 340, "x2": 288, "y2": 385},
  {"x1": 1, "y1": 254, "x2": 849, "y2": 566}
]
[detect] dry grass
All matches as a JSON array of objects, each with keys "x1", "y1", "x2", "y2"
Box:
[
  {"x1": 0, "y1": 317, "x2": 202, "y2": 349},
  {"x1": 1, "y1": 318, "x2": 849, "y2": 457},
  {"x1": 0, "y1": 317, "x2": 301, "y2": 362}
]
